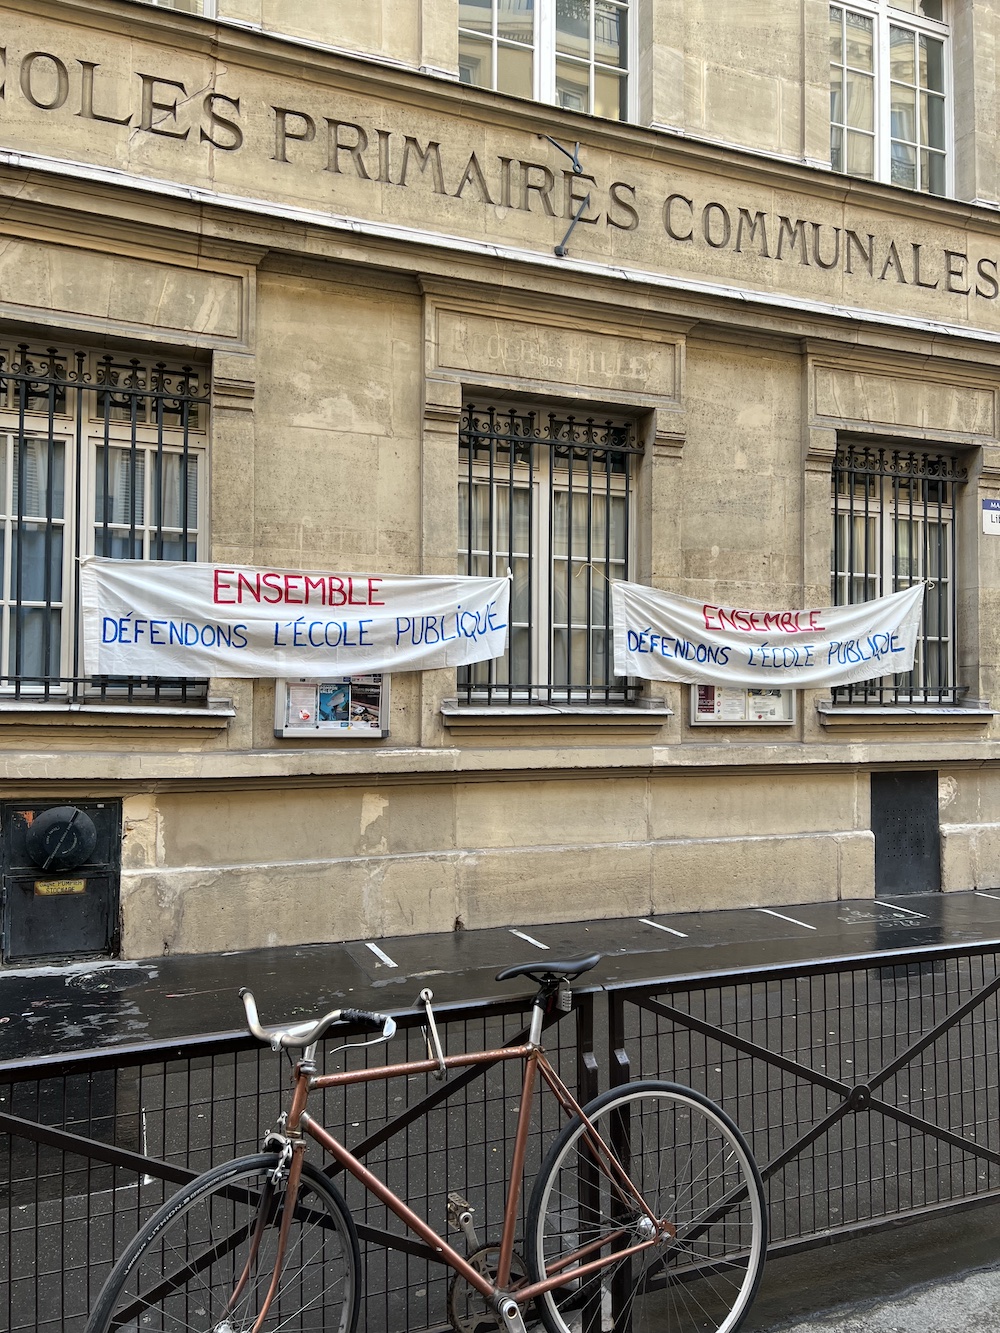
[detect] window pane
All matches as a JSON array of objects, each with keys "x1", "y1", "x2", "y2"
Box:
[
  {"x1": 889, "y1": 0, "x2": 943, "y2": 16},
  {"x1": 891, "y1": 82, "x2": 917, "y2": 142},
  {"x1": 557, "y1": 0, "x2": 589, "y2": 58},
  {"x1": 830, "y1": 65, "x2": 844, "y2": 124},
  {"x1": 831, "y1": 124, "x2": 844, "y2": 171},
  {"x1": 497, "y1": 42, "x2": 533, "y2": 97},
  {"x1": 595, "y1": 2, "x2": 626, "y2": 68},
  {"x1": 845, "y1": 11, "x2": 874, "y2": 70},
  {"x1": 830, "y1": 6, "x2": 844, "y2": 61},
  {"x1": 95, "y1": 447, "x2": 145, "y2": 527},
  {"x1": 153, "y1": 453, "x2": 198, "y2": 534},
  {"x1": 459, "y1": 0, "x2": 492, "y2": 35},
  {"x1": 846, "y1": 130, "x2": 875, "y2": 176},
  {"x1": 556, "y1": 59, "x2": 590, "y2": 111},
  {"x1": 154, "y1": 536, "x2": 197, "y2": 561},
  {"x1": 13, "y1": 438, "x2": 64, "y2": 520},
  {"x1": 12, "y1": 523, "x2": 63, "y2": 601},
  {"x1": 890, "y1": 139, "x2": 917, "y2": 187},
  {"x1": 9, "y1": 607, "x2": 60, "y2": 679},
  {"x1": 459, "y1": 33, "x2": 492, "y2": 86},
  {"x1": 94, "y1": 529, "x2": 143, "y2": 559},
  {"x1": 922, "y1": 90, "x2": 946, "y2": 148},
  {"x1": 922, "y1": 147, "x2": 946, "y2": 194},
  {"x1": 845, "y1": 68, "x2": 874, "y2": 130},
  {"x1": 498, "y1": 0, "x2": 533, "y2": 44},
  {"x1": 593, "y1": 67, "x2": 626, "y2": 119},
  {"x1": 919, "y1": 34, "x2": 945, "y2": 92},
  {"x1": 889, "y1": 25, "x2": 916, "y2": 84}
]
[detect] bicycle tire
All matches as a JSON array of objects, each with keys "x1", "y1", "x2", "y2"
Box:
[
  {"x1": 86, "y1": 1151, "x2": 361, "y2": 1333},
  {"x1": 526, "y1": 1080, "x2": 767, "y2": 1333}
]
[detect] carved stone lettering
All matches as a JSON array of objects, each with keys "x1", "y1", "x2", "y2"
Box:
[{"x1": 4, "y1": 24, "x2": 1000, "y2": 331}]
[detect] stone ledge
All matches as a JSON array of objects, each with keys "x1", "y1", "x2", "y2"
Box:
[
  {"x1": 440, "y1": 700, "x2": 673, "y2": 738},
  {"x1": 0, "y1": 699, "x2": 235, "y2": 731},
  {"x1": 817, "y1": 705, "x2": 995, "y2": 728}
]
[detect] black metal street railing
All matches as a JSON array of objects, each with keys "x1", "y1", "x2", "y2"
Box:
[
  {"x1": 4, "y1": 946, "x2": 1000, "y2": 1330},
  {"x1": 0, "y1": 995, "x2": 594, "y2": 1333},
  {"x1": 610, "y1": 947, "x2": 1000, "y2": 1252}
]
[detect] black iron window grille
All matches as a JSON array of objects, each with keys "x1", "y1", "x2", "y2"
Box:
[
  {"x1": 831, "y1": 442, "x2": 966, "y2": 705},
  {"x1": 0, "y1": 342, "x2": 210, "y2": 704},
  {"x1": 459, "y1": 402, "x2": 641, "y2": 704}
]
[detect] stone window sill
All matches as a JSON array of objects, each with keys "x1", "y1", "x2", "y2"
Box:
[
  {"x1": 817, "y1": 705, "x2": 994, "y2": 728},
  {"x1": 0, "y1": 698, "x2": 235, "y2": 730},
  {"x1": 440, "y1": 699, "x2": 672, "y2": 737}
]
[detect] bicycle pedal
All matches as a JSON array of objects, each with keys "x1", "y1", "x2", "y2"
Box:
[{"x1": 447, "y1": 1192, "x2": 480, "y2": 1250}]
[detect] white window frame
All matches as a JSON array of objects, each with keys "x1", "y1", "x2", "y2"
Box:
[
  {"x1": 459, "y1": 0, "x2": 635, "y2": 122},
  {"x1": 829, "y1": 0, "x2": 952, "y2": 196}
]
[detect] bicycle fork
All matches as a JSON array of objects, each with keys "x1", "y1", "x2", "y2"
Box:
[{"x1": 227, "y1": 1061, "x2": 314, "y2": 1331}]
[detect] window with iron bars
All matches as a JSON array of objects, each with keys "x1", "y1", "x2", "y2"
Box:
[
  {"x1": 831, "y1": 442, "x2": 965, "y2": 704},
  {"x1": 0, "y1": 341, "x2": 209, "y2": 703},
  {"x1": 458, "y1": 403, "x2": 641, "y2": 704}
]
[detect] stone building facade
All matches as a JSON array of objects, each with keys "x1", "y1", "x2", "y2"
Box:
[{"x1": 0, "y1": 0, "x2": 997, "y2": 962}]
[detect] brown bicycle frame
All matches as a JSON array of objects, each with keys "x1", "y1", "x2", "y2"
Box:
[{"x1": 279, "y1": 1039, "x2": 666, "y2": 1311}]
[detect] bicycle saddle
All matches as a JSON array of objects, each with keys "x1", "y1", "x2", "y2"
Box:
[{"x1": 495, "y1": 952, "x2": 601, "y2": 983}]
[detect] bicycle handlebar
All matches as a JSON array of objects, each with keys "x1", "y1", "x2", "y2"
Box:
[{"x1": 240, "y1": 988, "x2": 397, "y2": 1051}]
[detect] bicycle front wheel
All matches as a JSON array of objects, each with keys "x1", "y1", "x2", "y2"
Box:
[
  {"x1": 86, "y1": 1152, "x2": 360, "y2": 1333},
  {"x1": 527, "y1": 1081, "x2": 766, "y2": 1333}
]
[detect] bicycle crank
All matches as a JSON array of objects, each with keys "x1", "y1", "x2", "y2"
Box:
[{"x1": 447, "y1": 1245, "x2": 529, "y2": 1333}]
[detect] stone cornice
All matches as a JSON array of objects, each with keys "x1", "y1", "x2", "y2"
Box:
[{"x1": 10, "y1": 0, "x2": 1000, "y2": 240}]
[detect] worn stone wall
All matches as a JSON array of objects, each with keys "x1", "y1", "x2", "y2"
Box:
[{"x1": 0, "y1": 0, "x2": 999, "y2": 960}]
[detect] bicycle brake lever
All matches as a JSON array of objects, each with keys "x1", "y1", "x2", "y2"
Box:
[{"x1": 419, "y1": 987, "x2": 447, "y2": 1080}]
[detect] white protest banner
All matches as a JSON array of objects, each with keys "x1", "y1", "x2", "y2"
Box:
[
  {"x1": 81, "y1": 558, "x2": 509, "y2": 678},
  {"x1": 611, "y1": 580, "x2": 926, "y2": 688}
]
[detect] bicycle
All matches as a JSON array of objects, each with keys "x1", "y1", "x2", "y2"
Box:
[{"x1": 86, "y1": 952, "x2": 767, "y2": 1333}]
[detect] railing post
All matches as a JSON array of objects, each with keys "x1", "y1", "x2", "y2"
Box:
[
  {"x1": 609, "y1": 988, "x2": 630, "y2": 1089},
  {"x1": 575, "y1": 986, "x2": 600, "y2": 1107}
]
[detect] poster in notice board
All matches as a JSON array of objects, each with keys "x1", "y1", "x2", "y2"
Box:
[{"x1": 275, "y1": 675, "x2": 390, "y2": 738}]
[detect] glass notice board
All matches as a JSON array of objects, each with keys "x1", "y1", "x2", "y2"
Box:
[
  {"x1": 275, "y1": 675, "x2": 389, "y2": 738},
  {"x1": 690, "y1": 685, "x2": 795, "y2": 725}
]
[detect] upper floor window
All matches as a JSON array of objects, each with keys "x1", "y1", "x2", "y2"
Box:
[
  {"x1": 829, "y1": 0, "x2": 948, "y2": 195},
  {"x1": 0, "y1": 341, "x2": 209, "y2": 704},
  {"x1": 459, "y1": 0, "x2": 629, "y2": 121}
]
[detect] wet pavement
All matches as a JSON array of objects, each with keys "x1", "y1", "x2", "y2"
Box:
[
  {"x1": 5, "y1": 889, "x2": 1000, "y2": 1068},
  {"x1": 746, "y1": 1204, "x2": 1000, "y2": 1331}
]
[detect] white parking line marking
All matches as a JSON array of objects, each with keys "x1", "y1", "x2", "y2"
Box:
[
  {"x1": 975, "y1": 890, "x2": 1000, "y2": 902},
  {"x1": 365, "y1": 942, "x2": 398, "y2": 967},
  {"x1": 639, "y1": 918, "x2": 689, "y2": 938},
  {"x1": 509, "y1": 929, "x2": 549, "y2": 950},
  {"x1": 879, "y1": 902, "x2": 928, "y2": 918},
  {"x1": 756, "y1": 908, "x2": 817, "y2": 930}
]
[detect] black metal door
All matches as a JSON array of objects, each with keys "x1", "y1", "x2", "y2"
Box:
[
  {"x1": 1, "y1": 801, "x2": 121, "y2": 962},
  {"x1": 871, "y1": 771, "x2": 940, "y2": 896}
]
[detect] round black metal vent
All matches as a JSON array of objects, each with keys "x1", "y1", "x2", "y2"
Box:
[{"x1": 25, "y1": 806, "x2": 99, "y2": 872}]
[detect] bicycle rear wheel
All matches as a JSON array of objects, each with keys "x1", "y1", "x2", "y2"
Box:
[
  {"x1": 86, "y1": 1152, "x2": 360, "y2": 1333},
  {"x1": 527, "y1": 1081, "x2": 766, "y2": 1333}
]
